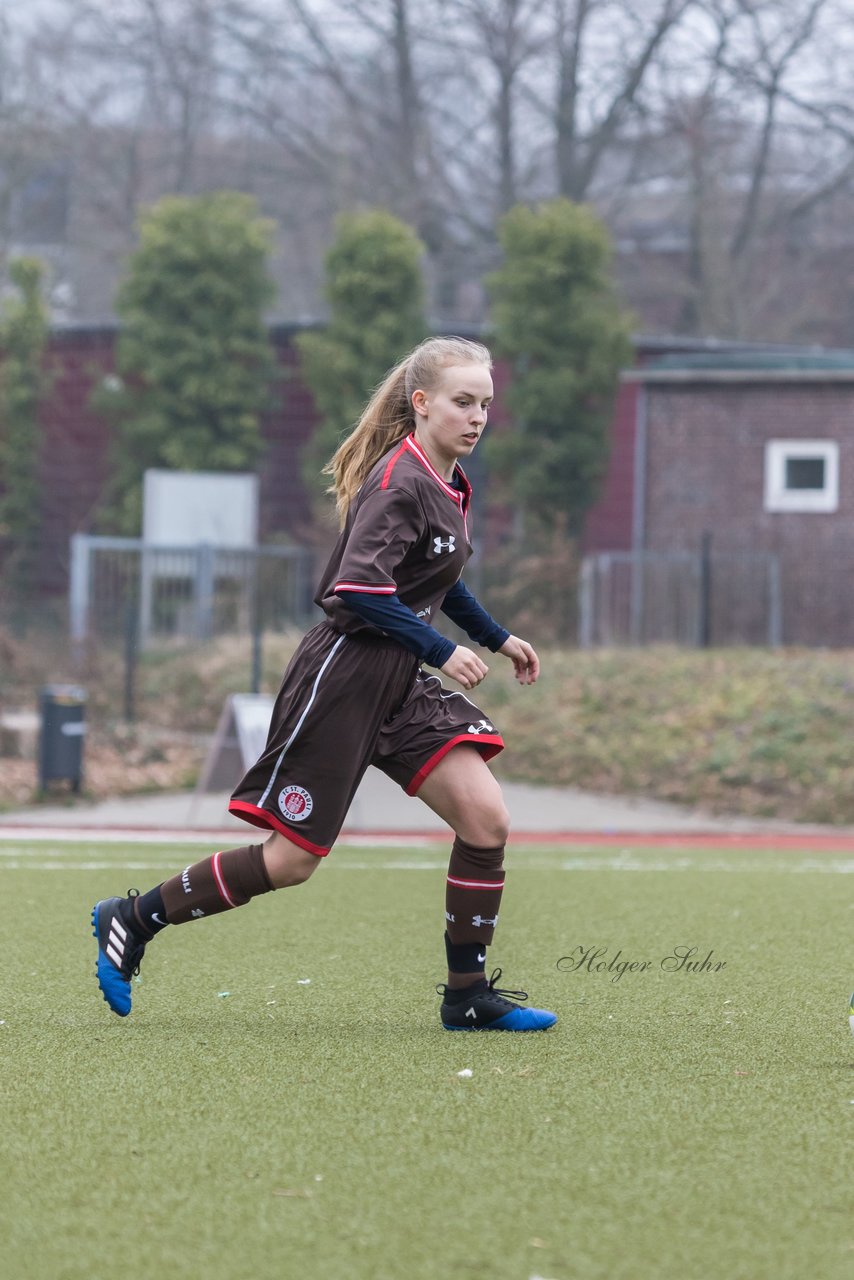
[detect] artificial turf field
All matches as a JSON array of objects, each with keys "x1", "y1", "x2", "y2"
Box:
[{"x1": 1, "y1": 835, "x2": 852, "y2": 1280}]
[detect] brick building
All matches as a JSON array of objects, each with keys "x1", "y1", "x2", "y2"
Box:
[
  {"x1": 4, "y1": 326, "x2": 854, "y2": 645},
  {"x1": 594, "y1": 346, "x2": 854, "y2": 646}
]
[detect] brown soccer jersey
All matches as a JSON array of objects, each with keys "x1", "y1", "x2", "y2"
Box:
[{"x1": 316, "y1": 434, "x2": 473, "y2": 635}]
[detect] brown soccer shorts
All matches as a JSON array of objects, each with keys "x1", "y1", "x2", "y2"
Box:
[{"x1": 229, "y1": 622, "x2": 504, "y2": 855}]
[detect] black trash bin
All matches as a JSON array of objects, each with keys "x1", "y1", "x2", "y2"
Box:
[{"x1": 38, "y1": 684, "x2": 87, "y2": 793}]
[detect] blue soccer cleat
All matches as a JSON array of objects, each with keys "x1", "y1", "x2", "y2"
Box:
[
  {"x1": 439, "y1": 968, "x2": 557, "y2": 1032},
  {"x1": 92, "y1": 894, "x2": 147, "y2": 1017}
]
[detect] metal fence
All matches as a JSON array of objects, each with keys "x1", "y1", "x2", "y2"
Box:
[
  {"x1": 578, "y1": 548, "x2": 782, "y2": 647},
  {"x1": 69, "y1": 535, "x2": 317, "y2": 649}
]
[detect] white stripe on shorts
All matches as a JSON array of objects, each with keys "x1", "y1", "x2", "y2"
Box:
[{"x1": 258, "y1": 634, "x2": 347, "y2": 808}]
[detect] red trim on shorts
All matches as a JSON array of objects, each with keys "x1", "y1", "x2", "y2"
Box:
[
  {"x1": 404, "y1": 733, "x2": 504, "y2": 796},
  {"x1": 380, "y1": 440, "x2": 409, "y2": 489},
  {"x1": 228, "y1": 800, "x2": 330, "y2": 857}
]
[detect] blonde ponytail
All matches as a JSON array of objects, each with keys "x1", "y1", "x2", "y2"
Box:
[
  {"x1": 323, "y1": 361, "x2": 412, "y2": 524},
  {"x1": 324, "y1": 335, "x2": 492, "y2": 524}
]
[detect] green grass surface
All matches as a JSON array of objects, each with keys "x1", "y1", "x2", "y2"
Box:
[{"x1": 1, "y1": 838, "x2": 853, "y2": 1280}]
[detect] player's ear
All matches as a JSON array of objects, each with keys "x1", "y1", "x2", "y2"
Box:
[{"x1": 411, "y1": 389, "x2": 429, "y2": 418}]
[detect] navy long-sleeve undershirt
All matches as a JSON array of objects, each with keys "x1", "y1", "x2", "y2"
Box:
[{"x1": 338, "y1": 579, "x2": 510, "y2": 669}]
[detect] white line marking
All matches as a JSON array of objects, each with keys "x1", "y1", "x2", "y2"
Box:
[
  {"x1": 3, "y1": 857, "x2": 853, "y2": 874},
  {"x1": 0, "y1": 830, "x2": 249, "y2": 845},
  {"x1": 0, "y1": 834, "x2": 443, "y2": 854},
  {"x1": 1, "y1": 861, "x2": 183, "y2": 871},
  {"x1": 559, "y1": 857, "x2": 854, "y2": 873}
]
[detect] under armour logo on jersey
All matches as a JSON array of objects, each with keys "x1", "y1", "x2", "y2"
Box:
[
  {"x1": 472, "y1": 913, "x2": 499, "y2": 928},
  {"x1": 467, "y1": 719, "x2": 494, "y2": 734},
  {"x1": 433, "y1": 535, "x2": 456, "y2": 554}
]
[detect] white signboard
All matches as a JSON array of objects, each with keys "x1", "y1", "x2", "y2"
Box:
[
  {"x1": 143, "y1": 470, "x2": 259, "y2": 548},
  {"x1": 195, "y1": 694, "x2": 274, "y2": 793}
]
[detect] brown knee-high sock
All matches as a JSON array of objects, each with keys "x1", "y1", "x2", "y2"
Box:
[
  {"x1": 159, "y1": 844, "x2": 273, "y2": 925},
  {"x1": 445, "y1": 836, "x2": 505, "y2": 946}
]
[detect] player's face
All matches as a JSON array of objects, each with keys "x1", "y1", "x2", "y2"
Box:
[{"x1": 411, "y1": 363, "x2": 494, "y2": 477}]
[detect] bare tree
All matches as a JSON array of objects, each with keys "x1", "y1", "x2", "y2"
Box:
[
  {"x1": 654, "y1": 0, "x2": 854, "y2": 337},
  {"x1": 0, "y1": 12, "x2": 68, "y2": 293},
  {"x1": 538, "y1": 0, "x2": 697, "y2": 200},
  {"x1": 445, "y1": 1, "x2": 546, "y2": 215},
  {"x1": 5, "y1": 0, "x2": 854, "y2": 339},
  {"x1": 219, "y1": 0, "x2": 489, "y2": 313},
  {"x1": 34, "y1": 0, "x2": 222, "y2": 195},
  {"x1": 221, "y1": 2, "x2": 441, "y2": 235},
  {"x1": 721, "y1": 0, "x2": 831, "y2": 262}
]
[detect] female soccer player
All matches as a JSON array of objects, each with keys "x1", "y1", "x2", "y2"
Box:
[{"x1": 93, "y1": 336, "x2": 556, "y2": 1032}]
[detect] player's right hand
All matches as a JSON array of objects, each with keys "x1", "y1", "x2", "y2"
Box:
[{"x1": 441, "y1": 645, "x2": 489, "y2": 690}]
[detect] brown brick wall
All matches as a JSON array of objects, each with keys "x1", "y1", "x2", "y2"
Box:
[
  {"x1": 644, "y1": 383, "x2": 854, "y2": 644},
  {"x1": 582, "y1": 380, "x2": 637, "y2": 553}
]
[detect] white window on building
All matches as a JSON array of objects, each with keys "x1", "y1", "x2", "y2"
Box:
[{"x1": 763, "y1": 439, "x2": 839, "y2": 513}]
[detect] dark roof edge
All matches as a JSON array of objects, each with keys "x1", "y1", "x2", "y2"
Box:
[
  {"x1": 623, "y1": 368, "x2": 854, "y2": 384},
  {"x1": 632, "y1": 333, "x2": 854, "y2": 358},
  {"x1": 47, "y1": 316, "x2": 490, "y2": 338},
  {"x1": 44, "y1": 320, "x2": 854, "y2": 367}
]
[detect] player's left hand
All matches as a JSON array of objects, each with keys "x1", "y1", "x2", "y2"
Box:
[{"x1": 498, "y1": 635, "x2": 540, "y2": 685}]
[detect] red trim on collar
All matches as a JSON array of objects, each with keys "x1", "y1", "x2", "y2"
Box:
[
  {"x1": 380, "y1": 439, "x2": 409, "y2": 490},
  {"x1": 404, "y1": 435, "x2": 472, "y2": 510}
]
